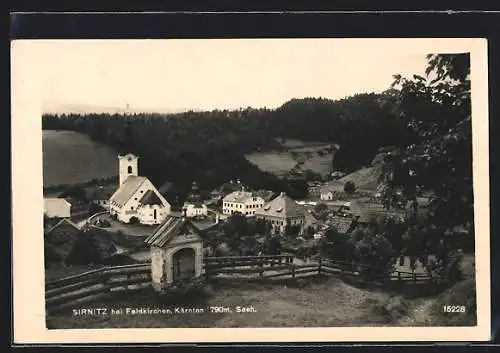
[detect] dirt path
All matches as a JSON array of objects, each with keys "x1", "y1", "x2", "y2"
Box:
[{"x1": 396, "y1": 298, "x2": 435, "y2": 326}]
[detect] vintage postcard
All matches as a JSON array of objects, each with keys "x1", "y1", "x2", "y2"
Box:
[{"x1": 11, "y1": 38, "x2": 490, "y2": 343}]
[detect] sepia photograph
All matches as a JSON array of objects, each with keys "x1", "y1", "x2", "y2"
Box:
[{"x1": 11, "y1": 38, "x2": 490, "y2": 343}]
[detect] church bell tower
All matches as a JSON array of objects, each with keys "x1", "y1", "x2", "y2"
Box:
[{"x1": 118, "y1": 153, "x2": 139, "y2": 186}]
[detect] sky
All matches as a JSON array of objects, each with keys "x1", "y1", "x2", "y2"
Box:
[{"x1": 22, "y1": 39, "x2": 474, "y2": 114}]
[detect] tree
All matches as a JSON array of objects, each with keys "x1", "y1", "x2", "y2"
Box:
[
  {"x1": 263, "y1": 236, "x2": 281, "y2": 255},
  {"x1": 354, "y1": 232, "x2": 396, "y2": 280},
  {"x1": 379, "y1": 53, "x2": 472, "y2": 280},
  {"x1": 322, "y1": 228, "x2": 356, "y2": 262},
  {"x1": 63, "y1": 185, "x2": 88, "y2": 201},
  {"x1": 253, "y1": 218, "x2": 272, "y2": 236},
  {"x1": 223, "y1": 214, "x2": 253, "y2": 253},
  {"x1": 344, "y1": 181, "x2": 356, "y2": 195},
  {"x1": 314, "y1": 203, "x2": 328, "y2": 213},
  {"x1": 129, "y1": 216, "x2": 140, "y2": 225},
  {"x1": 284, "y1": 224, "x2": 301, "y2": 239}
]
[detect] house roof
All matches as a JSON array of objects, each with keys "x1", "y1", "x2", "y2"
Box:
[
  {"x1": 223, "y1": 190, "x2": 254, "y2": 203},
  {"x1": 255, "y1": 193, "x2": 308, "y2": 219},
  {"x1": 45, "y1": 218, "x2": 81, "y2": 236},
  {"x1": 144, "y1": 216, "x2": 201, "y2": 247},
  {"x1": 330, "y1": 216, "x2": 355, "y2": 234},
  {"x1": 44, "y1": 198, "x2": 71, "y2": 209},
  {"x1": 109, "y1": 176, "x2": 148, "y2": 207},
  {"x1": 349, "y1": 200, "x2": 406, "y2": 223},
  {"x1": 138, "y1": 189, "x2": 163, "y2": 206},
  {"x1": 304, "y1": 210, "x2": 320, "y2": 224},
  {"x1": 253, "y1": 190, "x2": 279, "y2": 202}
]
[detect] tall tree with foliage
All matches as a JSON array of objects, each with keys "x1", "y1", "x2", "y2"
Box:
[{"x1": 379, "y1": 53, "x2": 472, "y2": 281}]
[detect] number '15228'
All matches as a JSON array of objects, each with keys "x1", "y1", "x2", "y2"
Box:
[{"x1": 443, "y1": 305, "x2": 466, "y2": 313}]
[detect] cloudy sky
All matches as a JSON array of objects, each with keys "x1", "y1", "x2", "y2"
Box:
[{"x1": 20, "y1": 38, "x2": 475, "y2": 114}]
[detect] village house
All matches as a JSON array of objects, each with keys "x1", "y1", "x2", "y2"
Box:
[
  {"x1": 182, "y1": 181, "x2": 208, "y2": 218},
  {"x1": 44, "y1": 198, "x2": 72, "y2": 219},
  {"x1": 320, "y1": 190, "x2": 334, "y2": 201},
  {"x1": 222, "y1": 190, "x2": 265, "y2": 217},
  {"x1": 109, "y1": 154, "x2": 171, "y2": 225},
  {"x1": 255, "y1": 192, "x2": 320, "y2": 235},
  {"x1": 145, "y1": 215, "x2": 204, "y2": 292}
]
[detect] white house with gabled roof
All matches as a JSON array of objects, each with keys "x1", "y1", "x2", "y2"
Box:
[
  {"x1": 222, "y1": 190, "x2": 265, "y2": 217},
  {"x1": 109, "y1": 154, "x2": 171, "y2": 225}
]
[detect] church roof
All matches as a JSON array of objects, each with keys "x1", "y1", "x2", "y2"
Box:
[
  {"x1": 145, "y1": 216, "x2": 201, "y2": 247},
  {"x1": 255, "y1": 193, "x2": 308, "y2": 219},
  {"x1": 109, "y1": 176, "x2": 147, "y2": 207},
  {"x1": 138, "y1": 190, "x2": 163, "y2": 206}
]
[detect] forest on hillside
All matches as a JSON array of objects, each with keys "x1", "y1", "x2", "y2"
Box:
[
  {"x1": 43, "y1": 53, "x2": 472, "y2": 228},
  {"x1": 44, "y1": 53, "x2": 474, "y2": 282},
  {"x1": 42, "y1": 92, "x2": 415, "y2": 196}
]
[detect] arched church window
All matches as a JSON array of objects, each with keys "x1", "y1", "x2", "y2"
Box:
[{"x1": 128, "y1": 166, "x2": 132, "y2": 174}]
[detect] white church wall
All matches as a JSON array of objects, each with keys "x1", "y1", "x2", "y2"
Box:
[
  {"x1": 118, "y1": 154, "x2": 139, "y2": 186},
  {"x1": 116, "y1": 178, "x2": 171, "y2": 225}
]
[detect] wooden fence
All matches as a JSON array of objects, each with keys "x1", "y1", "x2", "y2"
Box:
[{"x1": 45, "y1": 254, "x2": 440, "y2": 314}]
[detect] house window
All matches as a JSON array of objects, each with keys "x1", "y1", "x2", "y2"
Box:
[
  {"x1": 128, "y1": 166, "x2": 133, "y2": 174},
  {"x1": 154, "y1": 209, "x2": 157, "y2": 220},
  {"x1": 131, "y1": 206, "x2": 134, "y2": 210}
]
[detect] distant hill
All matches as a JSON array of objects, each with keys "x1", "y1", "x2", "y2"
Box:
[{"x1": 336, "y1": 166, "x2": 383, "y2": 191}]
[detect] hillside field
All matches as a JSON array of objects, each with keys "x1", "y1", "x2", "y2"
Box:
[{"x1": 245, "y1": 139, "x2": 336, "y2": 178}]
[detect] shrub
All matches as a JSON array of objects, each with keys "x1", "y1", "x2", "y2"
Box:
[
  {"x1": 344, "y1": 181, "x2": 356, "y2": 195},
  {"x1": 129, "y1": 216, "x2": 140, "y2": 225}
]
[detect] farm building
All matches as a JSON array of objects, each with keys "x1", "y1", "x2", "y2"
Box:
[
  {"x1": 144, "y1": 216, "x2": 204, "y2": 292},
  {"x1": 109, "y1": 154, "x2": 171, "y2": 225},
  {"x1": 255, "y1": 192, "x2": 320, "y2": 235},
  {"x1": 182, "y1": 181, "x2": 208, "y2": 218},
  {"x1": 44, "y1": 198, "x2": 71, "y2": 218},
  {"x1": 222, "y1": 190, "x2": 265, "y2": 217}
]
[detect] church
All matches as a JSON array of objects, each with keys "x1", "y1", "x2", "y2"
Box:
[{"x1": 109, "y1": 154, "x2": 171, "y2": 225}]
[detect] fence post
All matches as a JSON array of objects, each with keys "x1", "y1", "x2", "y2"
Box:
[
  {"x1": 412, "y1": 272, "x2": 416, "y2": 284},
  {"x1": 291, "y1": 264, "x2": 295, "y2": 279},
  {"x1": 318, "y1": 257, "x2": 322, "y2": 275},
  {"x1": 259, "y1": 256, "x2": 264, "y2": 279},
  {"x1": 398, "y1": 271, "x2": 401, "y2": 282}
]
